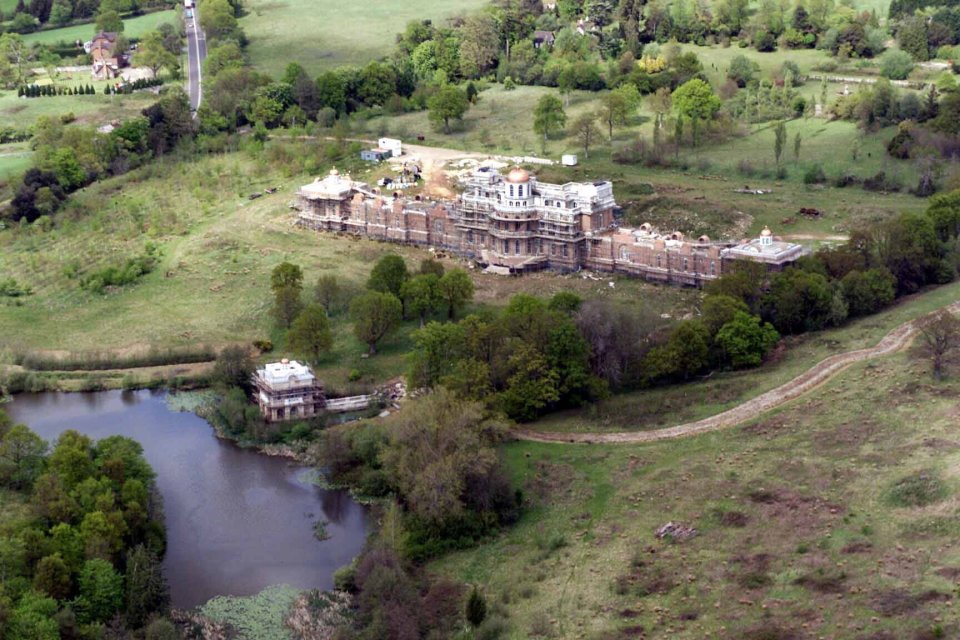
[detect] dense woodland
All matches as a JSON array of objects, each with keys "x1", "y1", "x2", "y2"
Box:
[{"x1": 0, "y1": 411, "x2": 173, "y2": 639}]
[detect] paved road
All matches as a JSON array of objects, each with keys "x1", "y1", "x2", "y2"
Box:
[
  {"x1": 185, "y1": 7, "x2": 206, "y2": 113},
  {"x1": 514, "y1": 301, "x2": 960, "y2": 445}
]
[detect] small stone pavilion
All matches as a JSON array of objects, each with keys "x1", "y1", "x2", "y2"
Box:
[{"x1": 252, "y1": 359, "x2": 326, "y2": 422}]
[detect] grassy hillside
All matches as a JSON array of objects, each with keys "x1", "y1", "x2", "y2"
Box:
[
  {"x1": 0, "y1": 144, "x2": 33, "y2": 182},
  {"x1": 239, "y1": 0, "x2": 488, "y2": 77},
  {"x1": 0, "y1": 88, "x2": 157, "y2": 131},
  {"x1": 21, "y1": 9, "x2": 179, "y2": 46},
  {"x1": 433, "y1": 323, "x2": 960, "y2": 638}
]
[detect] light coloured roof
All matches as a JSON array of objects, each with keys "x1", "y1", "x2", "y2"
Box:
[
  {"x1": 257, "y1": 360, "x2": 315, "y2": 386},
  {"x1": 299, "y1": 168, "x2": 356, "y2": 200}
]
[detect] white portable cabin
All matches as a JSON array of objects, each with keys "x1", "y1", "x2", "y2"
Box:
[
  {"x1": 377, "y1": 137, "x2": 402, "y2": 157},
  {"x1": 561, "y1": 154, "x2": 578, "y2": 166},
  {"x1": 185, "y1": 0, "x2": 193, "y2": 9}
]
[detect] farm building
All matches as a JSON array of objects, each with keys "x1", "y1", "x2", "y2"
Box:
[
  {"x1": 88, "y1": 32, "x2": 128, "y2": 80},
  {"x1": 252, "y1": 359, "x2": 326, "y2": 422},
  {"x1": 360, "y1": 148, "x2": 391, "y2": 163}
]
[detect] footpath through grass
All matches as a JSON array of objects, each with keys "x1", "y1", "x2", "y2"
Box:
[{"x1": 433, "y1": 346, "x2": 960, "y2": 638}]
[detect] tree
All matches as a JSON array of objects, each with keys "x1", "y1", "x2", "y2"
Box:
[
  {"x1": 532, "y1": 94, "x2": 566, "y2": 145},
  {"x1": 879, "y1": 49, "x2": 914, "y2": 80},
  {"x1": 135, "y1": 31, "x2": 177, "y2": 79},
  {"x1": 427, "y1": 85, "x2": 469, "y2": 133},
  {"x1": 366, "y1": 254, "x2": 409, "y2": 298},
  {"x1": 380, "y1": 388, "x2": 507, "y2": 524},
  {"x1": 644, "y1": 320, "x2": 711, "y2": 382},
  {"x1": 95, "y1": 9, "x2": 124, "y2": 33},
  {"x1": 841, "y1": 268, "x2": 896, "y2": 317},
  {"x1": 774, "y1": 120, "x2": 786, "y2": 166},
  {"x1": 599, "y1": 85, "x2": 640, "y2": 140},
  {"x1": 199, "y1": 0, "x2": 240, "y2": 42},
  {"x1": 458, "y1": 13, "x2": 499, "y2": 78},
  {"x1": 8, "y1": 590, "x2": 59, "y2": 640},
  {"x1": 647, "y1": 86, "x2": 672, "y2": 150},
  {"x1": 702, "y1": 294, "x2": 750, "y2": 336},
  {"x1": 124, "y1": 545, "x2": 169, "y2": 629},
  {"x1": 0, "y1": 424, "x2": 47, "y2": 489},
  {"x1": 271, "y1": 262, "x2": 304, "y2": 328},
  {"x1": 400, "y1": 274, "x2": 442, "y2": 326},
  {"x1": 499, "y1": 343, "x2": 560, "y2": 421},
  {"x1": 314, "y1": 274, "x2": 346, "y2": 315},
  {"x1": 77, "y1": 558, "x2": 123, "y2": 624},
  {"x1": 715, "y1": 311, "x2": 780, "y2": 368},
  {"x1": 212, "y1": 345, "x2": 254, "y2": 389},
  {"x1": 288, "y1": 304, "x2": 333, "y2": 364},
  {"x1": 351, "y1": 291, "x2": 402, "y2": 354},
  {"x1": 916, "y1": 310, "x2": 960, "y2": 381},
  {"x1": 437, "y1": 268, "x2": 474, "y2": 320},
  {"x1": 33, "y1": 554, "x2": 71, "y2": 601},
  {"x1": 419, "y1": 257, "x2": 445, "y2": 277},
  {"x1": 48, "y1": 0, "x2": 71, "y2": 25},
  {"x1": 727, "y1": 54, "x2": 758, "y2": 87},
  {"x1": 466, "y1": 586, "x2": 487, "y2": 627},
  {"x1": 0, "y1": 33, "x2": 28, "y2": 87},
  {"x1": 571, "y1": 112, "x2": 600, "y2": 158},
  {"x1": 793, "y1": 132, "x2": 802, "y2": 161},
  {"x1": 763, "y1": 268, "x2": 835, "y2": 334},
  {"x1": 671, "y1": 79, "x2": 721, "y2": 146}
]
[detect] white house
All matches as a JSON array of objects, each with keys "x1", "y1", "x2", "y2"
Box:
[{"x1": 377, "y1": 137, "x2": 402, "y2": 158}]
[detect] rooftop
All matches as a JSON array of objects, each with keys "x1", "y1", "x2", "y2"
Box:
[{"x1": 256, "y1": 359, "x2": 316, "y2": 387}]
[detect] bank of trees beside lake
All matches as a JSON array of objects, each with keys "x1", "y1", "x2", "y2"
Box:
[{"x1": 0, "y1": 410, "x2": 173, "y2": 639}]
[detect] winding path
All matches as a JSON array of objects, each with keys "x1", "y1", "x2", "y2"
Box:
[{"x1": 513, "y1": 301, "x2": 960, "y2": 445}]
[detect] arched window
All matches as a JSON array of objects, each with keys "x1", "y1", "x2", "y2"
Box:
[
  {"x1": 710, "y1": 261, "x2": 716, "y2": 276},
  {"x1": 619, "y1": 246, "x2": 630, "y2": 261},
  {"x1": 509, "y1": 185, "x2": 515, "y2": 197},
  {"x1": 656, "y1": 255, "x2": 662, "y2": 268},
  {"x1": 683, "y1": 258, "x2": 689, "y2": 272}
]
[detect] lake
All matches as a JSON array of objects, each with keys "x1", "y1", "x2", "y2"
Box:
[{"x1": 6, "y1": 390, "x2": 369, "y2": 609}]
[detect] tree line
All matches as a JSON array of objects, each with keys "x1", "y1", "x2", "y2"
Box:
[{"x1": 0, "y1": 412, "x2": 174, "y2": 639}]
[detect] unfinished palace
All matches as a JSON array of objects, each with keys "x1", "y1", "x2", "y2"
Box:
[{"x1": 295, "y1": 167, "x2": 804, "y2": 285}]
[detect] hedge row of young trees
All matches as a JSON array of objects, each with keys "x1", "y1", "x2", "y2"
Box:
[
  {"x1": 18, "y1": 83, "x2": 97, "y2": 97},
  {"x1": 0, "y1": 412, "x2": 173, "y2": 639}
]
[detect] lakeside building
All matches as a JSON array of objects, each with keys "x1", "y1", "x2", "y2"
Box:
[
  {"x1": 252, "y1": 359, "x2": 325, "y2": 422},
  {"x1": 294, "y1": 167, "x2": 804, "y2": 284}
]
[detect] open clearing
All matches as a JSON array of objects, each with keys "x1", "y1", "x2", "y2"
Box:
[{"x1": 239, "y1": 0, "x2": 488, "y2": 77}]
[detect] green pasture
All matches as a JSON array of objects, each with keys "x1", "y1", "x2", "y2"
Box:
[
  {"x1": 239, "y1": 0, "x2": 489, "y2": 77},
  {"x1": 0, "y1": 144, "x2": 33, "y2": 182},
  {"x1": 0, "y1": 87, "x2": 157, "y2": 131},
  {"x1": 21, "y1": 9, "x2": 178, "y2": 47}
]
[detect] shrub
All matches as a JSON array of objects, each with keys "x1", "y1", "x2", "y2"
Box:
[
  {"x1": 803, "y1": 164, "x2": 826, "y2": 184},
  {"x1": 886, "y1": 470, "x2": 948, "y2": 507},
  {"x1": 466, "y1": 587, "x2": 487, "y2": 627}
]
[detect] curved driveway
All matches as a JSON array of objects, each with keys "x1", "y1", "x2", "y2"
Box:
[{"x1": 514, "y1": 301, "x2": 960, "y2": 445}]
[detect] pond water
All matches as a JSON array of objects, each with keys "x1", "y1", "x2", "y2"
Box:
[{"x1": 7, "y1": 390, "x2": 369, "y2": 609}]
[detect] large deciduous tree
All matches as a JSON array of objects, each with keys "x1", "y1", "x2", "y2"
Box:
[
  {"x1": 571, "y1": 112, "x2": 601, "y2": 157},
  {"x1": 288, "y1": 304, "x2": 334, "y2": 364},
  {"x1": 437, "y1": 268, "x2": 474, "y2": 320},
  {"x1": 916, "y1": 310, "x2": 960, "y2": 381},
  {"x1": 351, "y1": 291, "x2": 402, "y2": 354},
  {"x1": 366, "y1": 254, "x2": 409, "y2": 298},
  {"x1": 400, "y1": 274, "x2": 442, "y2": 326},
  {"x1": 671, "y1": 78, "x2": 721, "y2": 146},
  {"x1": 270, "y1": 262, "x2": 304, "y2": 328},
  {"x1": 135, "y1": 31, "x2": 178, "y2": 79},
  {"x1": 427, "y1": 85, "x2": 469, "y2": 133},
  {"x1": 532, "y1": 94, "x2": 566, "y2": 143}
]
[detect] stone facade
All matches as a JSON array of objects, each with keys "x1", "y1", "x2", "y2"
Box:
[{"x1": 295, "y1": 167, "x2": 804, "y2": 285}]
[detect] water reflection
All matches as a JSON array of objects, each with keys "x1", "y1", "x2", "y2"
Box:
[{"x1": 7, "y1": 390, "x2": 369, "y2": 608}]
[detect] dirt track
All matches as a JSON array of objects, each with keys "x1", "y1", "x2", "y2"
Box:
[{"x1": 513, "y1": 301, "x2": 960, "y2": 445}]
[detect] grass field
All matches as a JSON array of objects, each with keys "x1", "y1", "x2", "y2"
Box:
[
  {"x1": 0, "y1": 145, "x2": 698, "y2": 388},
  {"x1": 21, "y1": 9, "x2": 178, "y2": 46},
  {"x1": 0, "y1": 144, "x2": 33, "y2": 182},
  {"x1": 431, "y1": 334, "x2": 960, "y2": 638},
  {"x1": 0, "y1": 88, "x2": 158, "y2": 133},
  {"x1": 239, "y1": 0, "x2": 488, "y2": 77}
]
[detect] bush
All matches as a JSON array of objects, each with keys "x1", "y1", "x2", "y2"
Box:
[
  {"x1": 879, "y1": 49, "x2": 915, "y2": 80},
  {"x1": 803, "y1": 164, "x2": 826, "y2": 184},
  {"x1": 886, "y1": 470, "x2": 948, "y2": 507}
]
